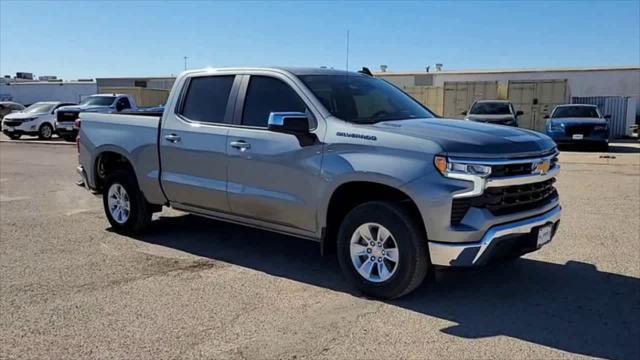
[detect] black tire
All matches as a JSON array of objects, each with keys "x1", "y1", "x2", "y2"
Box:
[
  {"x1": 102, "y1": 169, "x2": 152, "y2": 234},
  {"x1": 337, "y1": 201, "x2": 429, "y2": 299},
  {"x1": 7, "y1": 133, "x2": 21, "y2": 140},
  {"x1": 38, "y1": 123, "x2": 54, "y2": 140},
  {"x1": 599, "y1": 143, "x2": 609, "y2": 152}
]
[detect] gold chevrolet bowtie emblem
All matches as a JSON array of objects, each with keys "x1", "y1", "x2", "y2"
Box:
[{"x1": 533, "y1": 160, "x2": 551, "y2": 175}]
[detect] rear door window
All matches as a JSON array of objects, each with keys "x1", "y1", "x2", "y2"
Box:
[
  {"x1": 180, "y1": 76, "x2": 235, "y2": 124},
  {"x1": 241, "y1": 76, "x2": 306, "y2": 127}
]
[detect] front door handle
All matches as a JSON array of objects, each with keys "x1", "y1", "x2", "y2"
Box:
[
  {"x1": 164, "y1": 133, "x2": 181, "y2": 143},
  {"x1": 230, "y1": 140, "x2": 251, "y2": 151}
]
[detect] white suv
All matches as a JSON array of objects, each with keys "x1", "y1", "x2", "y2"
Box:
[{"x1": 2, "y1": 101, "x2": 75, "y2": 140}]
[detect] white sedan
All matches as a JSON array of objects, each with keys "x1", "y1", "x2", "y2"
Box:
[{"x1": 2, "y1": 101, "x2": 75, "y2": 140}]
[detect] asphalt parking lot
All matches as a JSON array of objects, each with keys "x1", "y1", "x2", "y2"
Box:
[{"x1": 1, "y1": 139, "x2": 639, "y2": 359}]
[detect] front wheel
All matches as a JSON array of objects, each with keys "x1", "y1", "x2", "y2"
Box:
[
  {"x1": 102, "y1": 170, "x2": 152, "y2": 234},
  {"x1": 6, "y1": 133, "x2": 21, "y2": 140},
  {"x1": 38, "y1": 123, "x2": 54, "y2": 140},
  {"x1": 337, "y1": 201, "x2": 429, "y2": 299}
]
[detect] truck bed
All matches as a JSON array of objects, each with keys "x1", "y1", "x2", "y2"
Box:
[{"x1": 78, "y1": 112, "x2": 165, "y2": 204}]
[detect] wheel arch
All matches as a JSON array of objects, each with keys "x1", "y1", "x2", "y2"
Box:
[
  {"x1": 320, "y1": 180, "x2": 426, "y2": 256},
  {"x1": 92, "y1": 147, "x2": 137, "y2": 192}
]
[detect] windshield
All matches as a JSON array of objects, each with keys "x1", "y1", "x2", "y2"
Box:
[
  {"x1": 23, "y1": 103, "x2": 55, "y2": 114},
  {"x1": 79, "y1": 96, "x2": 116, "y2": 106},
  {"x1": 552, "y1": 106, "x2": 600, "y2": 118},
  {"x1": 299, "y1": 75, "x2": 433, "y2": 124},
  {"x1": 469, "y1": 102, "x2": 511, "y2": 115}
]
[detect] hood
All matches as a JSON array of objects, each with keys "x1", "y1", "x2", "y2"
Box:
[
  {"x1": 374, "y1": 118, "x2": 555, "y2": 159},
  {"x1": 56, "y1": 105, "x2": 113, "y2": 113},
  {"x1": 549, "y1": 117, "x2": 606, "y2": 126},
  {"x1": 4, "y1": 112, "x2": 45, "y2": 120},
  {"x1": 465, "y1": 114, "x2": 515, "y2": 122}
]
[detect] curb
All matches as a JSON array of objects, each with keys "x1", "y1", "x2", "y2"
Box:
[{"x1": 0, "y1": 139, "x2": 75, "y2": 146}]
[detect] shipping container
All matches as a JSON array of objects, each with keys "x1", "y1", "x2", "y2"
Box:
[
  {"x1": 571, "y1": 96, "x2": 635, "y2": 138},
  {"x1": 508, "y1": 80, "x2": 567, "y2": 131},
  {"x1": 98, "y1": 87, "x2": 169, "y2": 107},
  {"x1": 402, "y1": 86, "x2": 444, "y2": 116},
  {"x1": 443, "y1": 81, "x2": 498, "y2": 119}
]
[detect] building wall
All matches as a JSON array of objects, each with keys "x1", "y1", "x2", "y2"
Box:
[
  {"x1": 379, "y1": 68, "x2": 640, "y2": 98},
  {"x1": 96, "y1": 78, "x2": 176, "y2": 90},
  {"x1": 0, "y1": 82, "x2": 98, "y2": 105},
  {"x1": 431, "y1": 69, "x2": 640, "y2": 98},
  {"x1": 98, "y1": 87, "x2": 169, "y2": 107}
]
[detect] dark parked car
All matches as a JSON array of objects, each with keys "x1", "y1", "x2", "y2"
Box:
[
  {"x1": 545, "y1": 104, "x2": 610, "y2": 151},
  {"x1": 462, "y1": 100, "x2": 523, "y2": 127}
]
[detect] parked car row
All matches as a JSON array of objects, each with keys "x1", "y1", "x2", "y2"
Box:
[
  {"x1": 460, "y1": 100, "x2": 612, "y2": 150},
  {"x1": 1, "y1": 94, "x2": 159, "y2": 141},
  {"x1": 1, "y1": 101, "x2": 74, "y2": 140}
]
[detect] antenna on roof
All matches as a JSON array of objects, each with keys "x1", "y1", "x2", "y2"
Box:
[{"x1": 345, "y1": 30, "x2": 350, "y2": 72}]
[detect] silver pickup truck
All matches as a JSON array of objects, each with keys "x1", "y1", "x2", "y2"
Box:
[{"x1": 77, "y1": 67, "x2": 561, "y2": 299}]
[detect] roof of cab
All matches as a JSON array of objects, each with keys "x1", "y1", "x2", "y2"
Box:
[
  {"x1": 555, "y1": 104, "x2": 597, "y2": 107},
  {"x1": 474, "y1": 99, "x2": 511, "y2": 103},
  {"x1": 183, "y1": 66, "x2": 363, "y2": 77}
]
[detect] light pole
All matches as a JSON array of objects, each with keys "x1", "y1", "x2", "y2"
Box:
[{"x1": 183, "y1": 56, "x2": 188, "y2": 71}]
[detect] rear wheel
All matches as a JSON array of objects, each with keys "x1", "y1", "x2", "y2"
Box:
[
  {"x1": 7, "y1": 133, "x2": 21, "y2": 140},
  {"x1": 38, "y1": 123, "x2": 53, "y2": 140},
  {"x1": 102, "y1": 170, "x2": 152, "y2": 234},
  {"x1": 337, "y1": 201, "x2": 429, "y2": 299}
]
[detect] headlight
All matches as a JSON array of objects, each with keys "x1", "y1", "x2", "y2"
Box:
[
  {"x1": 548, "y1": 123, "x2": 563, "y2": 131},
  {"x1": 22, "y1": 117, "x2": 37, "y2": 122},
  {"x1": 593, "y1": 125, "x2": 607, "y2": 131},
  {"x1": 434, "y1": 156, "x2": 492, "y2": 177}
]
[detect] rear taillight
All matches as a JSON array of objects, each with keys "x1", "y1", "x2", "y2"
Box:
[{"x1": 75, "y1": 119, "x2": 81, "y2": 153}]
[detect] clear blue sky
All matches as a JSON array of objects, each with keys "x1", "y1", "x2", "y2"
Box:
[{"x1": 1, "y1": 0, "x2": 639, "y2": 79}]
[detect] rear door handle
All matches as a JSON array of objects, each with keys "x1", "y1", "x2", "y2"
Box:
[
  {"x1": 230, "y1": 140, "x2": 251, "y2": 151},
  {"x1": 164, "y1": 133, "x2": 181, "y2": 143}
]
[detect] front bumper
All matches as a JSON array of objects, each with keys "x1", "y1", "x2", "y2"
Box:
[
  {"x1": 547, "y1": 131, "x2": 609, "y2": 145},
  {"x1": 2, "y1": 122, "x2": 39, "y2": 135},
  {"x1": 428, "y1": 205, "x2": 561, "y2": 266},
  {"x1": 55, "y1": 122, "x2": 77, "y2": 136}
]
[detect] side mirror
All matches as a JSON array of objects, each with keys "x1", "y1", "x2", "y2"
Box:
[
  {"x1": 604, "y1": 115, "x2": 611, "y2": 119},
  {"x1": 460, "y1": 111, "x2": 467, "y2": 115},
  {"x1": 268, "y1": 112, "x2": 310, "y2": 135},
  {"x1": 544, "y1": 114, "x2": 550, "y2": 119},
  {"x1": 516, "y1": 110, "x2": 524, "y2": 116}
]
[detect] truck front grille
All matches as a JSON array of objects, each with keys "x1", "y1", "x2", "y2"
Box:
[
  {"x1": 565, "y1": 125, "x2": 593, "y2": 137},
  {"x1": 476, "y1": 179, "x2": 558, "y2": 216},
  {"x1": 490, "y1": 156, "x2": 558, "y2": 177},
  {"x1": 3, "y1": 120, "x2": 21, "y2": 127},
  {"x1": 450, "y1": 179, "x2": 558, "y2": 225},
  {"x1": 57, "y1": 111, "x2": 79, "y2": 123}
]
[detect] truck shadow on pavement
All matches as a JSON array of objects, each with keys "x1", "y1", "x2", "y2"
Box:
[{"x1": 131, "y1": 213, "x2": 640, "y2": 360}]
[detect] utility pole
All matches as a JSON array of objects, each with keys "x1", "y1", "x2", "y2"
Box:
[{"x1": 183, "y1": 56, "x2": 188, "y2": 71}]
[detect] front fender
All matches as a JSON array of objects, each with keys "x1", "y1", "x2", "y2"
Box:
[{"x1": 316, "y1": 144, "x2": 434, "y2": 231}]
